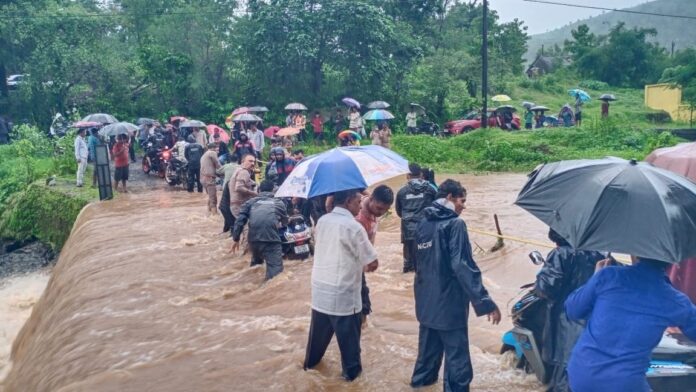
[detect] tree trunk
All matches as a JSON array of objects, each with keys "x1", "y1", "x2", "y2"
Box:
[{"x1": 0, "y1": 62, "x2": 8, "y2": 98}]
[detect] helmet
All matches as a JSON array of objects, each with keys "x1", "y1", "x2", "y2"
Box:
[{"x1": 270, "y1": 147, "x2": 285, "y2": 156}]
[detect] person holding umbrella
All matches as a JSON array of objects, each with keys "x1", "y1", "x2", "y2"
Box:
[
  {"x1": 311, "y1": 111, "x2": 324, "y2": 145},
  {"x1": 574, "y1": 93, "x2": 584, "y2": 126},
  {"x1": 111, "y1": 133, "x2": 130, "y2": 193},
  {"x1": 74, "y1": 128, "x2": 89, "y2": 187},
  {"x1": 348, "y1": 107, "x2": 363, "y2": 136},
  {"x1": 406, "y1": 105, "x2": 418, "y2": 134}
]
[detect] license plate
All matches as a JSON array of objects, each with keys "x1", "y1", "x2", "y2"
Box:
[{"x1": 294, "y1": 244, "x2": 310, "y2": 254}]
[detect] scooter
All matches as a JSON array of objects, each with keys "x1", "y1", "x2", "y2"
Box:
[
  {"x1": 142, "y1": 134, "x2": 166, "y2": 178},
  {"x1": 500, "y1": 251, "x2": 696, "y2": 391},
  {"x1": 163, "y1": 149, "x2": 188, "y2": 187},
  {"x1": 279, "y1": 214, "x2": 313, "y2": 260}
]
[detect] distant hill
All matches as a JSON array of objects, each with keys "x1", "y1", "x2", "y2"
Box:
[{"x1": 525, "y1": 0, "x2": 696, "y2": 63}]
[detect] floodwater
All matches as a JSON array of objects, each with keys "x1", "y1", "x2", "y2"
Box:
[{"x1": 2, "y1": 173, "x2": 549, "y2": 392}]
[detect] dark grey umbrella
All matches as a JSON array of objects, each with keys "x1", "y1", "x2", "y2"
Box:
[
  {"x1": 81, "y1": 113, "x2": 118, "y2": 124},
  {"x1": 99, "y1": 122, "x2": 138, "y2": 137},
  {"x1": 515, "y1": 157, "x2": 696, "y2": 263}
]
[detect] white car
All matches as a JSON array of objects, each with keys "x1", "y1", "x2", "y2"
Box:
[{"x1": 6, "y1": 74, "x2": 27, "y2": 89}]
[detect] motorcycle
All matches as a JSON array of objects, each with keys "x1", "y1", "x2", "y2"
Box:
[
  {"x1": 142, "y1": 134, "x2": 166, "y2": 178},
  {"x1": 500, "y1": 251, "x2": 696, "y2": 391},
  {"x1": 163, "y1": 149, "x2": 188, "y2": 187},
  {"x1": 407, "y1": 113, "x2": 442, "y2": 137},
  {"x1": 278, "y1": 214, "x2": 313, "y2": 260}
]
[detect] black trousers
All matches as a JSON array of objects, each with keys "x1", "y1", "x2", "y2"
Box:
[
  {"x1": 304, "y1": 309, "x2": 363, "y2": 381},
  {"x1": 411, "y1": 325, "x2": 473, "y2": 392},
  {"x1": 249, "y1": 241, "x2": 283, "y2": 280},
  {"x1": 219, "y1": 184, "x2": 235, "y2": 233},
  {"x1": 187, "y1": 164, "x2": 202, "y2": 192},
  {"x1": 403, "y1": 240, "x2": 417, "y2": 272}
]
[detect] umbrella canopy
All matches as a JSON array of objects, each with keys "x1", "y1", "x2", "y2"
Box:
[
  {"x1": 342, "y1": 97, "x2": 361, "y2": 109},
  {"x1": 530, "y1": 105, "x2": 549, "y2": 112},
  {"x1": 81, "y1": 113, "x2": 118, "y2": 124},
  {"x1": 99, "y1": 122, "x2": 138, "y2": 137},
  {"x1": 491, "y1": 94, "x2": 511, "y2": 102},
  {"x1": 363, "y1": 109, "x2": 395, "y2": 121},
  {"x1": 569, "y1": 89, "x2": 591, "y2": 102},
  {"x1": 232, "y1": 107, "x2": 250, "y2": 116},
  {"x1": 264, "y1": 126, "x2": 280, "y2": 139},
  {"x1": 233, "y1": 113, "x2": 262, "y2": 123},
  {"x1": 277, "y1": 127, "x2": 301, "y2": 137},
  {"x1": 522, "y1": 101, "x2": 535, "y2": 109},
  {"x1": 136, "y1": 117, "x2": 156, "y2": 126},
  {"x1": 646, "y1": 142, "x2": 696, "y2": 181},
  {"x1": 516, "y1": 157, "x2": 696, "y2": 263},
  {"x1": 169, "y1": 116, "x2": 187, "y2": 123},
  {"x1": 600, "y1": 94, "x2": 617, "y2": 101},
  {"x1": 409, "y1": 103, "x2": 426, "y2": 115},
  {"x1": 275, "y1": 145, "x2": 409, "y2": 198},
  {"x1": 367, "y1": 101, "x2": 390, "y2": 109},
  {"x1": 206, "y1": 124, "x2": 230, "y2": 143},
  {"x1": 248, "y1": 106, "x2": 269, "y2": 113},
  {"x1": 72, "y1": 121, "x2": 101, "y2": 129},
  {"x1": 496, "y1": 105, "x2": 517, "y2": 112},
  {"x1": 338, "y1": 130, "x2": 362, "y2": 140},
  {"x1": 180, "y1": 119, "x2": 206, "y2": 128},
  {"x1": 285, "y1": 103, "x2": 307, "y2": 111}
]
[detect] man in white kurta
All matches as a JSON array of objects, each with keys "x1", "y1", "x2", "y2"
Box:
[{"x1": 303, "y1": 188, "x2": 379, "y2": 381}]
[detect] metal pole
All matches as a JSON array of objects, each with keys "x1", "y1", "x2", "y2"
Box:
[{"x1": 481, "y1": 0, "x2": 489, "y2": 129}]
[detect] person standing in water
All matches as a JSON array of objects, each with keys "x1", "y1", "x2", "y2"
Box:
[
  {"x1": 304, "y1": 188, "x2": 379, "y2": 381},
  {"x1": 410, "y1": 179, "x2": 501, "y2": 391}
]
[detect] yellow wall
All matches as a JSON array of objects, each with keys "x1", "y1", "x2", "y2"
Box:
[{"x1": 645, "y1": 83, "x2": 692, "y2": 122}]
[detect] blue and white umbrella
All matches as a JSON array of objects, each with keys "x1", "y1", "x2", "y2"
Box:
[
  {"x1": 568, "y1": 89, "x2": 591, "y2": 102},
  {"x1": 275, "y1": 145, "x2": 409, "y2": 198},
  {"x1": 363, "y1": 109, "x2": 395, "y2": 121}
]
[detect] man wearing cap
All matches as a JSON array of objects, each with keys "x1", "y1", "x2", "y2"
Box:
[{"x1": 200, "y1": 143, "x2": 221, "y2": 214}]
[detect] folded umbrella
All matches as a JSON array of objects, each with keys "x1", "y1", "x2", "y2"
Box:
[
  {"x1": 342, "y1": 97, "x2": 361, "y2": 109},
  {"x1": 264, "y1": 126, "x2": 280, "y2": 139},
  {"x1": 363, "y1": 109, "x2": 395, "y2": 121},
  {"x1": 99, "y1": 122, "x2": 138, "y2": 137},
  {"x1": 276, "y1": 127, "x2": 300, "y2": 137},
  {"x1": 180, "y1": 119, "x2": 207, "y2": 128},
  {"x1": 81, "y1": 113, "x2": 118, "y2": 124},
  {"x1": 275, "y1": 145, "x2": 409, "y2": 198},
  {"x1": 516, "y1": 157, "x2": 696, "y2": 263},
  {"x1": 367, "y1": 101, "x2": 390, "y2": 109},
  {"x1": 206, "y1": 124, "x2": 230, "y2": 143}
]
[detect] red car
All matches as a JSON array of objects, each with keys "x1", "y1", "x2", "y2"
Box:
[{"x1": 444, "y1": 112, "x2": 521, "y2": 135}]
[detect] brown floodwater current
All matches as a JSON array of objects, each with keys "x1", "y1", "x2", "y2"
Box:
[{"x1": 2, "y1": 173, "x2": 550, "y2": 392}]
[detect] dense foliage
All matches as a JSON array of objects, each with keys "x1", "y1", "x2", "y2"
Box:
[{"x1": 0, "y1": 0, "x2": 528, "y2": 127}]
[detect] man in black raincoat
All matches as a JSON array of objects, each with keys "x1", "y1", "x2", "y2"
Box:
[
  {"x1": 411, "y1": 179, "x2": 501, "y2": 392},
  {"x1": 396, "y1": 163, "x2": 437, "y2": 273},
  {"x1": 535, "y1": 229, "x2": 604, "y2": 392}
]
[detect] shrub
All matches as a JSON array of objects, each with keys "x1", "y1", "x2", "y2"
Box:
[
  {"x1": 579, "y1": 80, "x2": 609, "y2": 90},
  {"x1": 645, "y1": 110, "x2": 672, "y2": 124}
]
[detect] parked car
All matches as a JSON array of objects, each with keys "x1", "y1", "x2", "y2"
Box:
[
  {"x1": 6, "y1": 74, "x2": 27, "y2": 90},
  {"x1": 444, "y1": 111, "x2": 521, "y2": 135}
]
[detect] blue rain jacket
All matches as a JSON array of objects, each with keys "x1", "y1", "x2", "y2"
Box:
[{"x1": 565, "y1": 262, "x2": 696, "y2": 392}]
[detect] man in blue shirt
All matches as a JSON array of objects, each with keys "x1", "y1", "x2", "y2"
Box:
[{"x1": 565, "y1": 258, "x2": 696, "y2": 392}]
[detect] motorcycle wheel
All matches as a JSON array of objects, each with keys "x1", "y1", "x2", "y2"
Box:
[
  {"x1": 142, "y1": 156, "x2": 151, "y2": 174},
  {"x1": 165, "y1": 166, "x2": 177, "y2": 186},
  {"x1": 158, "y1": 165, "x2": 166, "y2": 179}
]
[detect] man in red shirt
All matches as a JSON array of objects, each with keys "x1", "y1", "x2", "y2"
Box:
[
  {"x1": 112, "y1": 133, "x2": 130, "y2": 193},
  {"x1": 311, "y1": 111, "x2": 324, "y2": 146}
]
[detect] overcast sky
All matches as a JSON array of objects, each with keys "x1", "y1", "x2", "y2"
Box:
[{"x1": 490, "y1": 0, "x2": 652, "y2": 34}]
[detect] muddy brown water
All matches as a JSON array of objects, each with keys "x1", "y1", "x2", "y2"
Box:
[{"x1": 2, "y1": 173, "x2": 549, "y2": 392}]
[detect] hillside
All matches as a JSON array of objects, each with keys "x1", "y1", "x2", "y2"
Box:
[{"x1": 526, "y1": 0, "x2": 696, "y2": 63}]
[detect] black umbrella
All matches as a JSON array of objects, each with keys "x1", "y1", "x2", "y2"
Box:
[
  {"x1": 515, "y1": 157, "x2": 696, "y2": 263},
  {"x1": 600, "y1": 94, "x2": 617, "y2": 101}
]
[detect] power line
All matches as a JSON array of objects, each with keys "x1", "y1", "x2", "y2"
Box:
[{"x1": 522, "y1": 0, "x2": 696, "y2": 21}]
